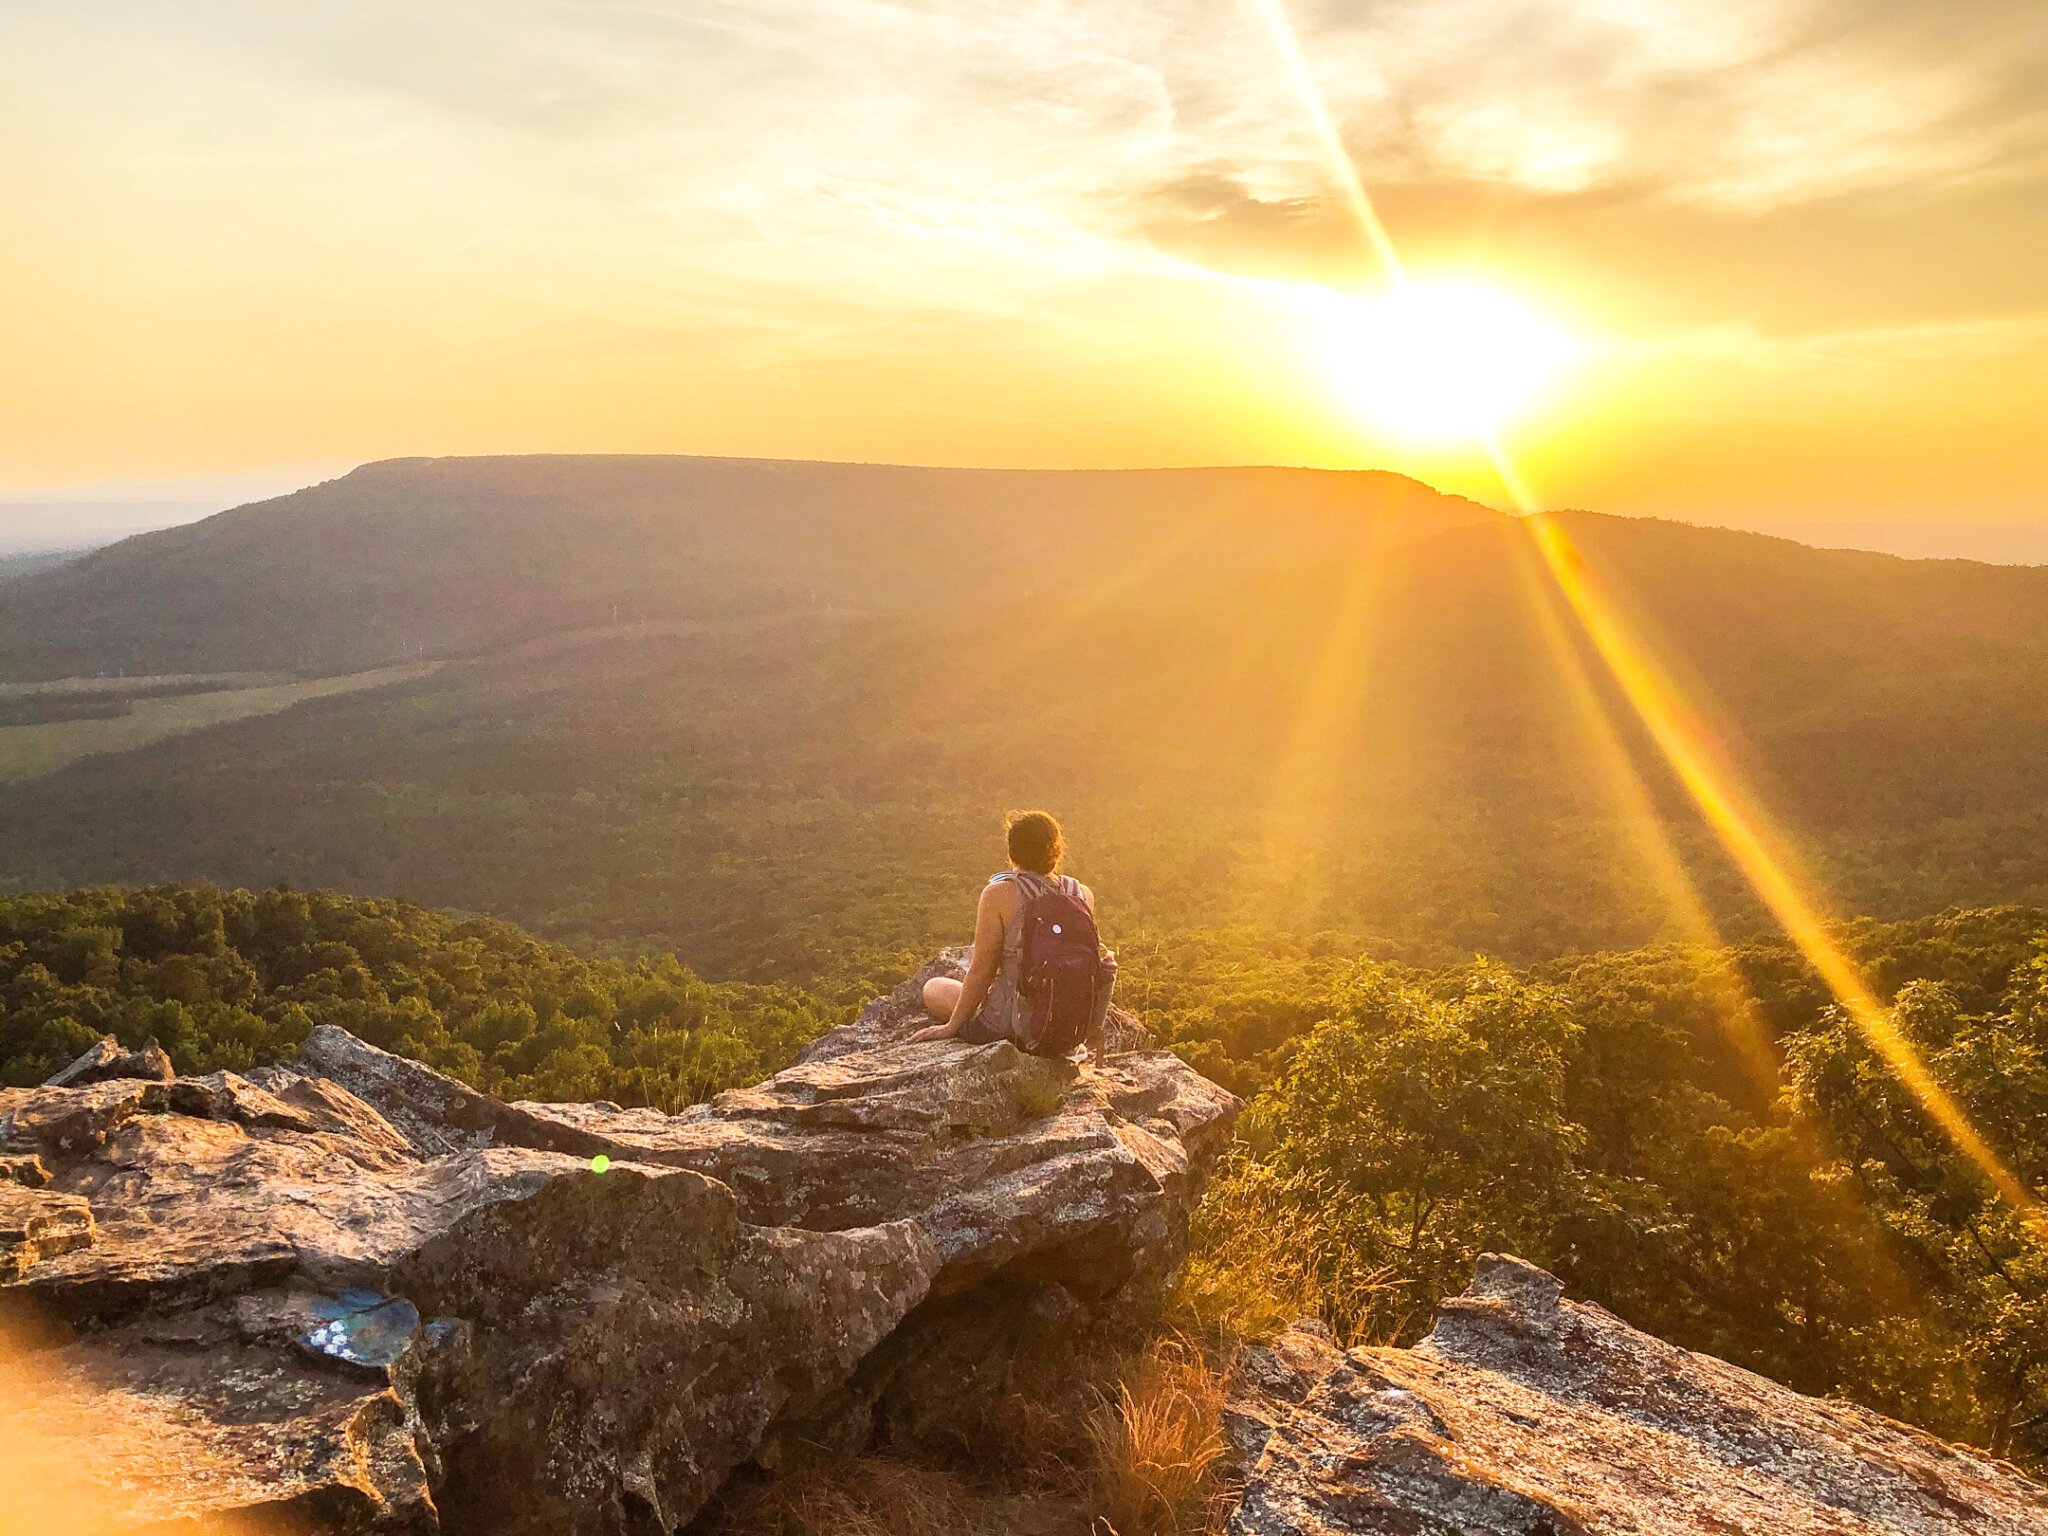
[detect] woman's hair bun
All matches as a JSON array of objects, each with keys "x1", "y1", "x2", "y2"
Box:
[{"x1": 1005, "y1": 810, "x2": 1065, "y2": 874}]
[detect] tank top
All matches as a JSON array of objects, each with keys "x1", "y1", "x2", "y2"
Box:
[{"x1": 976, "y1": 870, "x2": 1091, "y2": 1042}]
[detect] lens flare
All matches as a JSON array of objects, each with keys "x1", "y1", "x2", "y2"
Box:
[
  {"x1": 1501, "y1": 532, "x2": 1785, "y2": 1099},
  {"x1": 1249, "y1": 0, "x2": 2042, "y2": 1232},
  {"x1": 1522, "y1": 512, "x2": 2043, "y2": 1231}
]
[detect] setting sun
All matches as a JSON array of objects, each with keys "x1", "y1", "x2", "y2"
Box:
[{"x1": 1313, "y1": 279, "x2": 1587, "y2": 447}]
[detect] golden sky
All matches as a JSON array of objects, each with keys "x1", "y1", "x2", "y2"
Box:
[{"x1": 3, "y1": 0, "x2": 2046, "y2": 531}]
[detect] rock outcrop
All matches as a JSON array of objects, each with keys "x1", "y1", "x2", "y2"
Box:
[
  {"x1": 1227, "y1": 1254, "x2": 2048, "y2": 1535},
  {"x1": 795, "y1": 947, "x2": 1155, "y2": 1064},
  {"x1": 0, "y1": 964, "x2": 1238, "y2": 1534},
  {"x1": 40, "y1": 1032, "x2": 176, "y2": 1089}
]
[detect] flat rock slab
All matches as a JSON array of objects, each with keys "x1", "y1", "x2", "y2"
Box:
[
  {"x1": 1229, "y1": 1254, "x2": 2048, "y2": 1536},
  {"x1": 1, "y1": 1057, "x2": 945, "y2": 1532},
  {"x1": 28, "y1": 1293, "x2": 443, "y2": 1534}
]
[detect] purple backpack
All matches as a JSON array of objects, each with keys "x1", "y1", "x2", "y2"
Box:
[{"x1": 1014, "y1": 877, "x2": 1107, "y2": 1058}]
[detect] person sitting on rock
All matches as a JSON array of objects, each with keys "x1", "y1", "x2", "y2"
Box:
[{"x1": 911, "y1": 810, "x2": 1112, "y2": 1057}]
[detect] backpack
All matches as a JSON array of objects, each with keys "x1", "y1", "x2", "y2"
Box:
[{"x1": 1013, "y1": 877, "x2": 1105, "y2": 1058}]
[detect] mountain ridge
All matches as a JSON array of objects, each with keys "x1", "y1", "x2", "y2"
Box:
[
  {"x1": 10, "y1": 452, "x2": 2046, "y2": 685},
  {"x1": 0, "y1": 455, "x2": 1504, "y2": 681}
]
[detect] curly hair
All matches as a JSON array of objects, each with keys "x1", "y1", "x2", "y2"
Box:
[{"x1": 1005, "y1": 810, "x2": 1065, "y2": 875}]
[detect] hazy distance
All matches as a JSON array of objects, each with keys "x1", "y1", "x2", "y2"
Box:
[{"x1": 0, "y1": 465, "x2": 352, "y2": 557}]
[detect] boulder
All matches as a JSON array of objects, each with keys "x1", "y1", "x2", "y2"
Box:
[
  {"x1": 42, "y1": 1033, "x2": 176, "y2": 1089},
  {"x1": 1227, "y1": 1254, "x2": 2048, "y2": 1535},
  {"x1": 0, "y1": 1182, "x2": 95, "y2": 1280},
  {"x1": 0, "y1": 954, "x2": 1240, "y2": 1533},
  {"x1": 0, "y1": 1149, "x2": 49, "y2": 1186},
  {"x1": 1219, "y1": 1315, "x2": 1343, "y2": 1483},
  {"x1": 394, "y1": 1165, "x2": 937, "y2": 1535}
]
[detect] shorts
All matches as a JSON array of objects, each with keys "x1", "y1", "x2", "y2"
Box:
[
  {"x1": 957, "y1": 976, "x2": 1021, "y2": 1046},
  {"x1": 957, "y1": 1011, "x2": 1010, "y2": 1046}
]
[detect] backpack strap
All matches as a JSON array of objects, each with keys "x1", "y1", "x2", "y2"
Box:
[{"x1": 1007, "y1": 870, "x2": 1048, "y2": 901}]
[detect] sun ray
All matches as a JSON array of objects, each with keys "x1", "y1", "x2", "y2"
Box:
[
  {"x1": 1250, "y1": 523, "x2": 1394, "y2": 919},
  {"x1": 1246, "y1": 0, "x2": 2043, "y2": 1231},
  {"x1": 1522, "y1": 512, "x2": 2044, "y2": 1230},
  {"x1": 1502, "y1": 528, "x2": 1784, "y2": 1099},
  {"x1": 1245, "y1": 0, "x2": 1407, "y2": 290},
  {"x1": 1504, "y1": 528, "x2": 1939, "y2": 1312}
]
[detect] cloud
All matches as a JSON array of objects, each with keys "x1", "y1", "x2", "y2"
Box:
[
  {"x1": 1235, "y1": 0, "x2": 2048, "y2": 209},
  {"x1": 1114, "y1": 0, "x2": 2048, "y2": 330},
  {"x1": 5, "y1": 0, "x2": 2046, "y2": 497},
  {"x1": 22, "y1": 1, "x2": 2044, "y2": 275}
]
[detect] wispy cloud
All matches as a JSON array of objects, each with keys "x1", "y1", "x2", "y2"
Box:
[
  {"x1": 3, "y1": 0, "x2": 2044, "y2": 505},
  {"x1": 15, "y1": 0, "x2": 2044, "y2": 304}
]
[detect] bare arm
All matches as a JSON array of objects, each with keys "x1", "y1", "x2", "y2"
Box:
[{"x1": 911, "y1": 883, "x2": 1007, "y2": 1042}]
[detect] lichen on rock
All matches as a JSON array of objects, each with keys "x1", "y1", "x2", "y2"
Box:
[{"x1": 1226, "y1": 1253, "x2": 2048, "y2": 1535}]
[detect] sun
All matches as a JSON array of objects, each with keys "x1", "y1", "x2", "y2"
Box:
[{"x1": 1313, "y1": 278, "x2": 1586, "y2": 446}]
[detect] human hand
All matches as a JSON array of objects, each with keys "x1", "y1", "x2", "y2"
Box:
[{"x1": 909, "y1": 1022, "x2": 956, "y2": 1044}]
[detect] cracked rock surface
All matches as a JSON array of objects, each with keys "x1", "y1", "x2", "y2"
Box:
[
  {"x1": 1, "y1": 957, "x2": 1239, "y2": 1533},
  {"x1": 1227, "y1": 1254, "x2": 2048, "y2": 1536}
]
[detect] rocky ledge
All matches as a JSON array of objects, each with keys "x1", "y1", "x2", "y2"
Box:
[
  {"x1": 1226, "y1": 1253, "x2": 2048, "y2": 1535},
  {"x1": 0, "y1": 953, "x2": 1238, "y2": 1534}
]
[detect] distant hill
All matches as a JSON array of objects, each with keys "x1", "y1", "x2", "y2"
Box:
[
  {"x1": 0, "y1": 456, "x2": 1500, "y2": 680},
  {"x1": 1715, "y1": 517, "x2": 2048, "y2": 567},
  {"x1": 4, "y1": 457, "x2": 2047, "y2": 977},
  {"x1": 0, "y1": 548, "x2": 86, "y2": 584}
]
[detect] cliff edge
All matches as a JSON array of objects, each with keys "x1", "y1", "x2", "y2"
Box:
[{"x1": 0, "y1": 953, "x2": 1238, "y2": 1533}]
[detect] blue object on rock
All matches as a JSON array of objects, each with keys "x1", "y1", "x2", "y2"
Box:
[{"x1": 299, "y1": 1292, "x2": 422, "y2": 1369}]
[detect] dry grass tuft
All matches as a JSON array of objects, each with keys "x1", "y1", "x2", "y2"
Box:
[
  {"x1": 1084, "y1": 1335, "x2": 1227, "y2": 1536},
  {"x1": 1170, "y1": 1158, "x2": 1392, "y2": 1346},
  {"x1": 704, "y1": 1454, "x2": 1062, "y2": 1536},
  {"x1": 985, "y1": 1346, "x2": 1114, "y2": 1484}
]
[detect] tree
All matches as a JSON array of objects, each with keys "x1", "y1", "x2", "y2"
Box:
[
  {"x1": 1782, "y1": 955, "x2": 2048, "y2": 1459},
  {"x1": 1243, "y1": 960, "x2": 1583, "y2": 1339}
]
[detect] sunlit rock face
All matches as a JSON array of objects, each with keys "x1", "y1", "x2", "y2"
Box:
[
  {"x1": 0, "y1": 958, "x2": 1239, "y2": 1534},
  {"x1": 515, "y1": 950, "x2": 1234, "y2": 1299},
  {"x1": 1226, "y1": 1254, "x2": 2048, "y2": 1536}
]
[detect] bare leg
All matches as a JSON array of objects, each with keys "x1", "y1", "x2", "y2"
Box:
[{"x1": 923, "y1": 976, "x2": 963, "y2": 1022}]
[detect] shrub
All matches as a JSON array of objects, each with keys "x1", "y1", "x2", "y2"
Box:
[{"x1": 0, "y1": 883, "x2": 830, "y2": 1104}]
